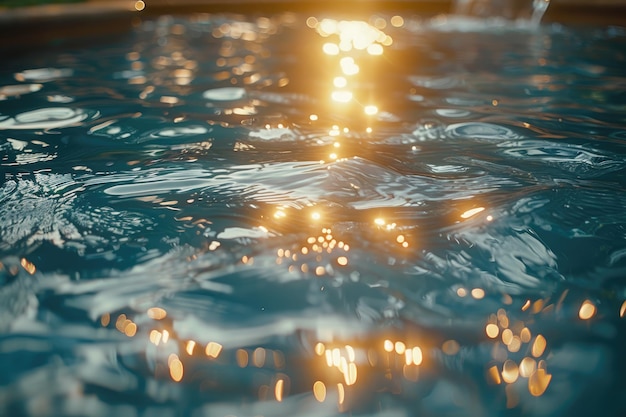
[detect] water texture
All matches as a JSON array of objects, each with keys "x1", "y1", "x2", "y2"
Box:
[{"x1": 1, "y1": 12, "x2": 626, "y2": 417}]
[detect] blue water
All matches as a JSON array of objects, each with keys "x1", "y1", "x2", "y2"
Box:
[{"x1": 1, "y1": 11, "x2": 626, "y2": 417}]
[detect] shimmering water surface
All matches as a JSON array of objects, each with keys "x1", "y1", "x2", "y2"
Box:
[{"x1": 1, "y1": 11, "x2": 626, "y2": 417}]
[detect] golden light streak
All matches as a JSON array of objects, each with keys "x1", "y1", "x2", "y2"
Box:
[
  {"x1": 185, "y1": 340, "x2": 196, "y2": 355},
  {"x1": 497, "y1": 309, "x2": 509, "y2": 328},
  {"x1": 519, "y1": 357, "x2": 537, "y2": 378},
  {"x1": 528, "y1": 369, "x2": 552, "y2": 396},
  {"x1": 488, "y1": 365, "x2": 502, "y2": 384},
  {"x1": 502, "y1": 329, "x2": 513, "y2": 345},
  {"x1": 20, "y1": 258, "x2": 36, "y2": 274},
  {"x1": 507, "y1": 336, "x2": 521, "y2": 353},
  {"x1": 124, "y1": 322, "x2": 137, "y2": 337},
  {"x1": 160, "y1": 96, "x2": 179, "y2": 105},
  {"x1": 347, "y1": 363, "x2": 358, "y2": 385},
  {"x1": 205, "y1": 342, "x2": 223, "y2": 358},
  {"x1": 315, "y1": 342, "x2": 326, "y2": 356},
  {"x1": 337, "y1": 383, "x2": 345, "y2": 405},
  {"x1": 471, "y1": 288, "x2": 485, "y2": 299},
  {"x1": 325, "y1": 349, "x2": 333, "y2": 367},
  {"x1": 313, "y1": 381, "x2": 326, "y2": 402},
  {"x1": 149, "y1": 330, "x2": 162, "y2": 346},
  {"x1": 323, "y1": 42, "x2": 340, "y2": 55},
  {"x1": 333, "y1": 76, "x2": 347, "y2": 88},
  {"x1": 621, "y1": 300, "x2": 626, "y2": 318},
  {"x1": 460, "y1": 207, "x2": 485, "y2": 219},
  {"x1": 275, "y1": 378, "x2": 284, "y2": 402},
  {"x1": 253, "y1": 347, "x2": 266, "y2": 367},
  {"x1": 405, "y1": 349, "x2": 413, "y2": 366},
  {"x1": 331, "y1": 91, "x2": 353, "y2": 103},
  {"x1": 366, "y1": 44, "x2": 383, "y2": 55},
  {"x1": 364, "y1": 105, "x2": 378, "y2": 115},
  {"x1": 502, "y1": 360, "x2": 519, "y2": 384},
  {"x1": 394, "y1": 341, "x2": 406, "y2": 355},
  {"x1": 531, "y1": 334, "x2": 547, "y2": 357},
  {"x1": 236, "y1": 349, "x2": 249, "y2": 367},
  {"x1": 339, "y1": 57, "x2": 359, "y2": 75},
  {"x1": 162, "y1": 329, "x2": 170, "y2": 343},
  {"x1": 147, "y1": 307, "x2": 167, "y2": 320},
  {"x1": 332, "y1": 348, "x2": 341, "y2": 367},
  {"x1": 390, "y1": 15, "x2": 405, "y2": 27},
  {"x1": 412, "y1": 347, "x2": 423, "y2": 365},
  {"x1": 168, "y1": 354, "x2": 183, "y2": 382},
  {"x1": 115, "y1": 314, "x2": 127, "y2": 332},
  {"x1": 521, "y1": 299, "x2": 531, "y2": 311},
  {"x1": 383, "y1": 339, "x2": 394, "y2": 352},
  {"x1": 486, "y1": 323, "x2": 499, "y2": 339},
  {"x1": 579, "y1": 300, "x2": 596, "y2": 320},
  {"x1": 345, "y1": 345, "x2": 355, "y2": 362},
  {"x1": 319, "y1": 19, "x2": 337, "y2": 36}
]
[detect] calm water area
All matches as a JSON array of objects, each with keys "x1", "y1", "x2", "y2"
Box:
[{"x1": 1, "y1": 9, "x2": 626, "y2": 417}]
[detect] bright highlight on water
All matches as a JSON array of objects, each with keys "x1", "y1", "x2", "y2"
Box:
[{"x1": 1, "y1": 4, "x2": 626, "y2": 417}]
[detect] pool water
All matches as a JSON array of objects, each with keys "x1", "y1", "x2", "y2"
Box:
[{"x1": 1, "y1": 11, "x2": 626, "y2": 417}]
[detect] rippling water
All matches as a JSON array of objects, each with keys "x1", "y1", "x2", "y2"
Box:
[{"x1": 1, "y1": 11, "x2": 626, "y2": 417}]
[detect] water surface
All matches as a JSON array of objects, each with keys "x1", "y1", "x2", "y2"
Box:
[{"x1": 1, "y1": 12, "x2": 626, "y2": 417}]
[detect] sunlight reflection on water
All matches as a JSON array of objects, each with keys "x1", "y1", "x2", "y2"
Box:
[{"x1": 1, "y1": 9, "x2": 626, "y2": 417}]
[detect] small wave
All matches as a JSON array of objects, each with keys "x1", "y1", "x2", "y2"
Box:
[
  {"x1": 501, "y1": 140, "x2": 624, "y2": 177},
  {"x1": 14, "y1": 68, "x2": 73, "y2": 82},
  {"x1": 0, "y1": 108, "x2": 97, "y2": 130},
  {"x1": 203, "y1": 87, "x2": 247, "y2": 101},
  {"x1": 445, "y1": 122, "x2": 522, "y2": 141},
  {"x1": 0, "y1": 84, "x2": 42, "y2": 99},
  {"x1": 0, "y1": 174, "x2": 154, "y2": 256}
]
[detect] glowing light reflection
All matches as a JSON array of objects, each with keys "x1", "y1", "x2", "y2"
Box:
[
  {"x1": 461, "y1": 207, "x2": 485, "y2": 219},
  {"x1": 578, "y1": 300, "x2": 596, "y2": 320},
  {"x1": 313, "y1": 381, "x2": 326, "y2": 402},
  {"x1": 168, "y1": 354, "x2": 184, "y2": 382},
  {"x1": 528, "y1": 369, "x2": 552, "y2": 396}
]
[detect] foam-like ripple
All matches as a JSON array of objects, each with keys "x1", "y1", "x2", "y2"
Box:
[
  {"x1": 0, "y1": 107, "x2": 97, "y2": 130},
  {"x1": 0, "y1": 174, "x2": 154, "y2": 256},
  {"x1": 501, "y1": 140, "x2": 623, "y2": 177},
  {"x1": 14, "y1": 68, "x2": 73, "y2": 82},
  {"x1": 0, "y1": 84, "x2": 42, "y2": 99},
  {"x1": 445, "y1": 122, "x2": 522, "y2": 140},
  {"x1": 203, "y1": 87, "x2": 247, "y2": 101}
]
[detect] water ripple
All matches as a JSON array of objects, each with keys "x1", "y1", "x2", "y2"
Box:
[
  {"x1": 500, "y1": 140, "x2": 623, "y2": 177},
  {"x1": 0, "y1": 107, "x2": 98, "y2": 130}
]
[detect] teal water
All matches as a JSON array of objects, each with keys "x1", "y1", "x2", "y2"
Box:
[{"x1": 1, "y1": 12, "x2": 626, "y2": 417}]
